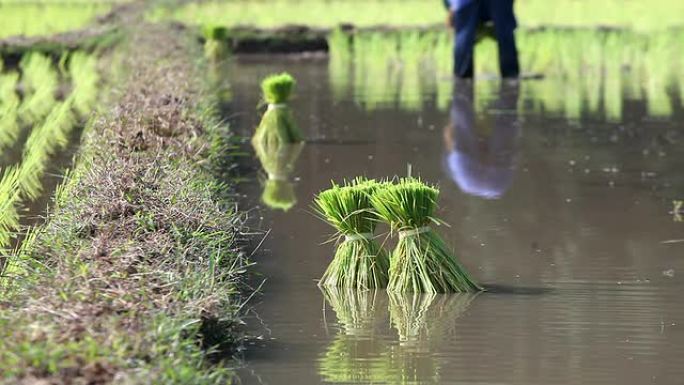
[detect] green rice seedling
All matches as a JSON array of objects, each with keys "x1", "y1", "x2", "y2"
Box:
[
  {"x1": 252, "y1": 138, "x2": 303, "y2": 211},
  {"x1": 253, "y1": 73, "x2": 304, "y2": 147},
  {"x1": 370, "y1": 178, "x2": 482, "y2": 293},
  {"x1": 0, "y1": 167, "x2": 21, "y2": 250},
  {"x1": 327, "y1": 29, "x2": 353, "y2": 101},
  {"x1": 318, "y1": 286, "x2": 389, "y2": 383},
  {"x1": 18, "y1": 100, "x2": 76, "y2": 200},
  {"x1": 68, "y1": 51, "x2": 99, "y2": 117},
  {"x1": 18, "y1": 52, "x2": 58, "y2": 123},
  {"x1": 0, "y1": 72, "x2": 21, "y2": 150},
  {"x1": 314, "y1": 178, "x2": 390, "y2": 289}
]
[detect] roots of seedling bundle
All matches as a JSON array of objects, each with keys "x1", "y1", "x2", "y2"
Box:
[
  {"x1": 387, "y1": 227, "x2": 481, "y2": 293},
  {"x1": 319, "y1": 235, "x2": 389, "y2": 289}
]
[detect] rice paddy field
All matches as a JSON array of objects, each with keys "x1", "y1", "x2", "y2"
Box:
[
  {"x1": 0, "y1": 1, "x2": 117, "y2": 39},
  {"x1": 327, "y1": 29, "x2": 684, "y2": 120},
  {"x1": 148, "y1": 0, "x2": 684, "y2": 30},
  {"x1": 1, "y1": 0, "x2": 684, "y2": 384},
  {"x1": 0, "y1": 51, "x2": 97, "y2": 265}
]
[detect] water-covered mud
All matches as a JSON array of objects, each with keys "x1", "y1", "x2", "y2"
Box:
[{"x1": 226, "y1": 55, "x2": 684, "y2": 385}]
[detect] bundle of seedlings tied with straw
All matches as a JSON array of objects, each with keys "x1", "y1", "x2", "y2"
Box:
[
  {"x1": 314, "y1": 178, "x2": 389, "y2": 289},
  {"x1": 370, "y1": 177, "x2": 482, "y2": 293},
  {"x1": 202, "y1": 25, "x2": 229, "y2": 60},
  {"x1": 252, "y1": 72, "x2": 304, "y2": 148}
]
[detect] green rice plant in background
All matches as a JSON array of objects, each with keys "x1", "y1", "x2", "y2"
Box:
[
  {"x1": 0, "y1": 71, "x2": 21, "y2": 150},
  {"x1": 314, "y1": 179, "x2": 389, "y2": 289},
  {"x1": 18, "y1": 52, "x2": 59, "y2": 124},
  {"x1": 253, "y1": 73, "x2": 304, "y2": 147},
  {"x1": 327, "y1": 28, "x2": 684, "y2": 121},
  {"x1": 18, "y1": 100, "x2": 75, "y2": 200},
  {"x1": 318, "y1": 287, "x2": 389, "y2": 383},
  {"x1": 327, "y1": 28, "x2": 353, "y2": 101},
  {"x1": 370, "y1": 178, "x2": 481, "y2": 293},
  {"x1": 252, "y1": 140, "x2": 303, "y2": 211},
  {"x1": 0, "y1": 51, "x2": 98, "y2": 257},
  {"x1": 68, "y1": 52, "x2": 99, "y2": 117},
  {"x1": 0, "y1": 167, "x2": 21, "y2": 250},
  {"x1": 148, "y1": 0, "x2": 684, "y2": 31}
]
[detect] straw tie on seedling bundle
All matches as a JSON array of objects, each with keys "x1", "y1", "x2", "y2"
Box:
[
  {"x1": 252, "y1": 138, "x2": 303, "y2": 211},
  {"x1": 252, "y1": 72, "x2": 304, "y2": 148},
  {"x1": 314, "y1": 179, "x2": 389, "y2": 289},
  {"x1": 370, "y1": 178, "x2": 482, "y2": 293}
]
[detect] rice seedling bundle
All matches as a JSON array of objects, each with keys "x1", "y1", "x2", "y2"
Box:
[
  {"x1": 314, "y1": 179, "x2": 389, "y2": 289},
  {"x1": 370, "y1": 178, "x2": 482, "y2": 293},
  {"x1": 252, "y1": 138, "x2": 303, "y2": 211},
  {"x1": 252, "y1": 73, "x2": 304, "y2": 147},
  {"x1": 202, "y1": 25, "x2": 230, "y2": 60}
]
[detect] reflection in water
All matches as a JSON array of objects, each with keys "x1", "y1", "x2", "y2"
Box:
[
  {"x1": 229, "y1": 57, "x2": 684, "y2": 385},
  {"x1": 319, "y1": 287, "x2": 389, "y2": 383},
  {"x1": 445, "y1": 82, "x2": 520, "y2": 199},
  {"x1": 319, "y1": 288, "x2": 478, "y2": 385},
  {"x1": 251, "y1": 139, "x2": 303, "y2": 211},
  {"x1": 385, "y1": 293, "x2": 478, "y2": 384},
  {"x1": 327, "y1": 29, "x2": 684, "y2": 120}
]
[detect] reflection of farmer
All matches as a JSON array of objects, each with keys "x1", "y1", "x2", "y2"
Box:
[
  {"x1": 443, "y1": 0, "x2": 520, "y2": 78},
  {"x1": 444, "y1": 82, "x2": 520, "y2": 199}
]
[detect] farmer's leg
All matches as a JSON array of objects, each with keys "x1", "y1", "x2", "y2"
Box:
[
  {"x1": 487, "y1": 0, "x2": 520, "y2": 78},
  {"x1": 453, "y1": 2, "x2": 479, "y2": 78}
]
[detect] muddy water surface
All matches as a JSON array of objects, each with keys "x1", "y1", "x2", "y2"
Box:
[{"x1": 226, "y1": 56, "x2": 684, "y2": 385}]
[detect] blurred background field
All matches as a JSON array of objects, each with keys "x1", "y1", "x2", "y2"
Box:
[
  {"x1": 148, "y1": 0, "x2": 684, "y2": 30},
  {"x1": 0, "y1": 1, "x2": 118, "y2": 39}
]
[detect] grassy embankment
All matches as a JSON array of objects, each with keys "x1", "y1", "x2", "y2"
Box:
[{"x1": 0, "y1": 22, "x2": 249, "y2": 384}]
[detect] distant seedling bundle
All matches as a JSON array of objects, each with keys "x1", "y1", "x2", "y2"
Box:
[
  {"x1": 316, "y1": 177, "x2": 483, "y2": 293},
  {"x1": 253, "y1": 73, "x2": 304, "y2": 147},
  {"x1": 252, "y1": 73, "x2": 305, "y2": 211}
]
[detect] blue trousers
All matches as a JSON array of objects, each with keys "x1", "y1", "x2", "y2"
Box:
[{"x1": 453, "y1": 0, "x2": 520, "y2": 78}]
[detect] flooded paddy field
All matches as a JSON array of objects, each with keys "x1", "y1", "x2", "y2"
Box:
[
  {"x1": 0, "y1": 51, "x2": 96, "y2": 264},
  {"x1": 226, "y1": 54, "x2": 684, "y2": 384}
]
